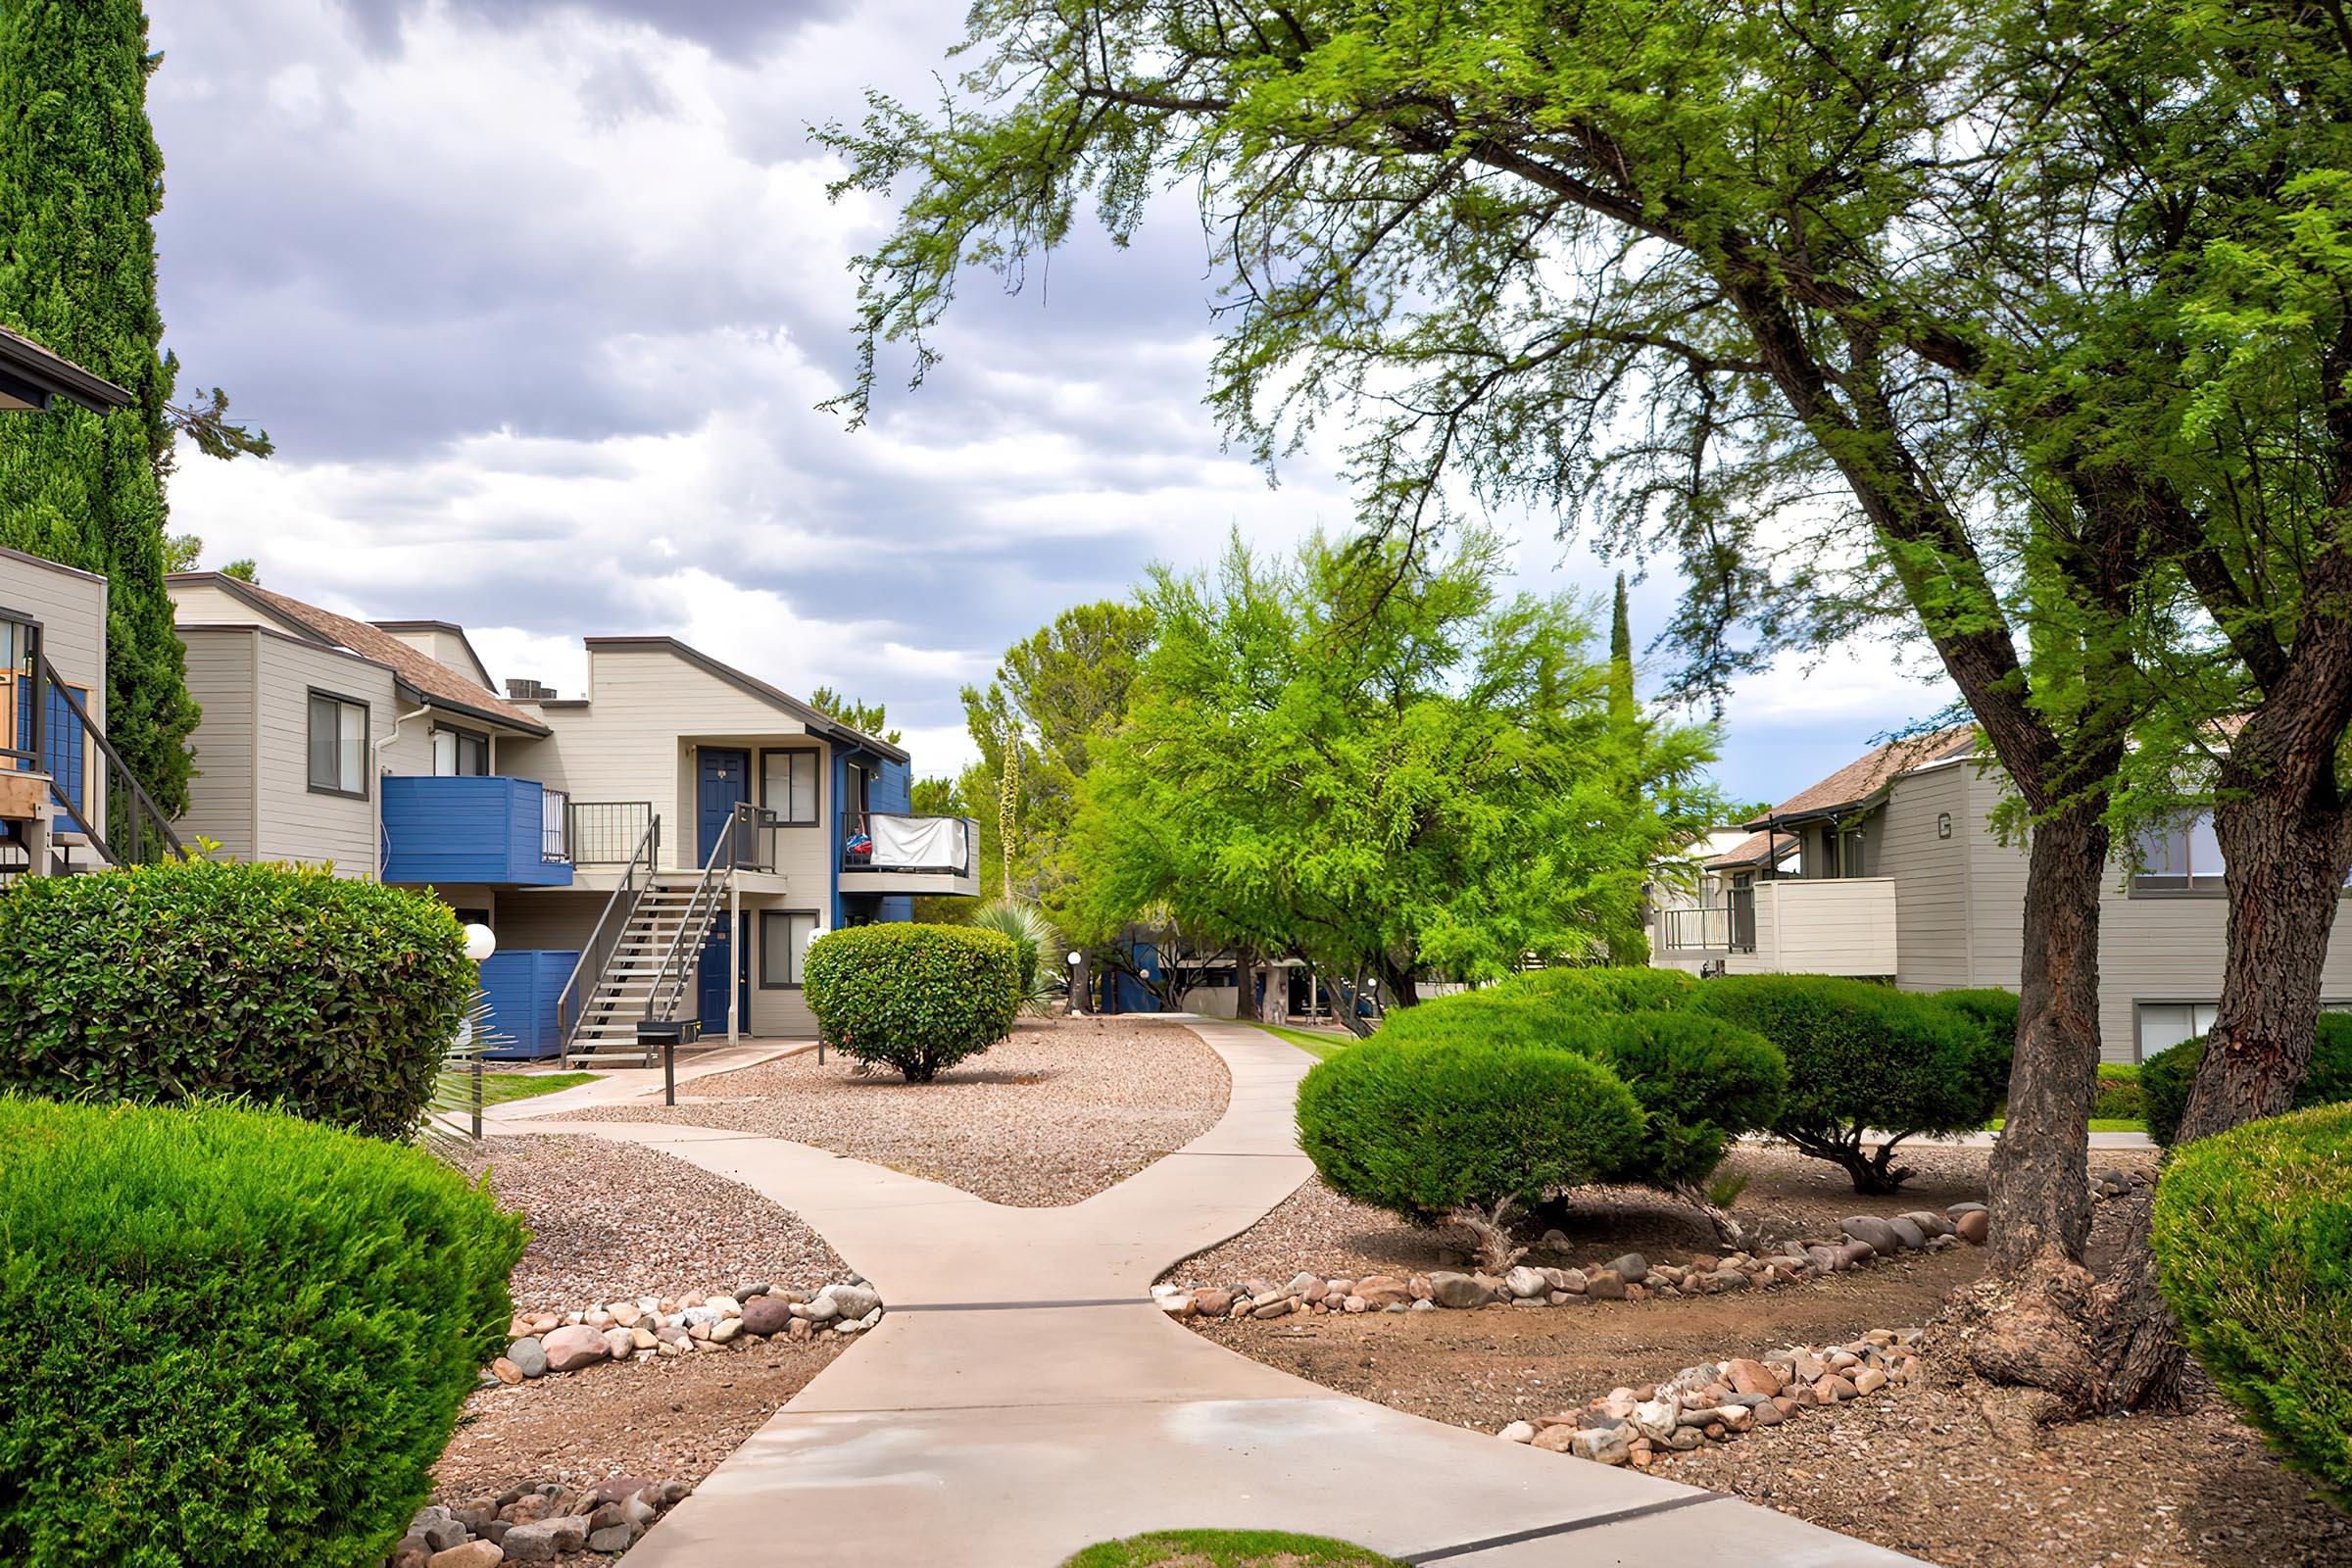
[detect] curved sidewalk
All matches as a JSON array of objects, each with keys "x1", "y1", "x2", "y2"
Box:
[{"x1": 529, "y1": 1018, "x2": 1920, "y2": 1566}]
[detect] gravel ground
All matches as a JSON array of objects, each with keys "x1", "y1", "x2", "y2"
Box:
[
  {"x1": 1655, "y1": 1365, "x2": 2352, "y2": 1567},
  {"x1": 464, "y1": 1135, "x2": 847, "y2": 1311},
  {"x1": 434, "y1": 1338, "x2": 844, "y2": 1502},
  {"x1": 574, "y1": 1014, "x2": 1231, "y2": 1207},
  {"x1": 1174, "y1": 1144, "x2": 2002, "y2": 1287}
]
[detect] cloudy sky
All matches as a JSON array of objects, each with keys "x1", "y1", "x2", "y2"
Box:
[{"x1": 145, "y1": 0, "x2": 1952, "y2": 805}]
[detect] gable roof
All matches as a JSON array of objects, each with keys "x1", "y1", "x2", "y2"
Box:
[
  {"x1": 1744, "y1": 724, "x2": 1980, "y2": 829},
  {"x1": 167, "y1": 572, "x2": 549, "y2": 735},
  {"x1": 370, "y1": 619, "x2": 499, "y2": 691},
  {"x1": 1705, "y1": 829, "x2": 1803, "y2": 872},
  {"x1": 581, "y1": 635, "x2": 910, "y2": 762},
  {"x1": 0, "y1": 325, "x2": 132, "y2": 415}
]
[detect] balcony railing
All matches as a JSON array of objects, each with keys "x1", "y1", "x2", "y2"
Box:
[
  {"x1": 541, "y1": 786, "x2": 570, "y2": 862},
  {"x1": 569, "y1": 800, "x2": 655, "y2": 864},
  {"x1": 1658, "y1": 905, "x2": 1734, "y2": 953},
  {"x1": 841, "y1": 811, "x2": 976, "y2": 875}
]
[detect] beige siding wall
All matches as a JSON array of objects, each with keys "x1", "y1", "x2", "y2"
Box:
[
  {"x1": 378, "y1": 706, "x2": 435, "y2": 778},
  {"x1": 1880, "y1": 767, "x2": 1973, "y2": 992},
  {"x1": 490, "y1": 889, "x2": 608, "y2": 952},
  {"x1": 499, "y1": 647, "x2": 818, "y2": 872},
  {"x1": 378, "y1": 626, "x2": 490, "y2": 687},
  {"x1": 162, "y1": 578, "x2": 260, "y2": 628},
  {"x1": 745, "y1": 896, "x2": 821, "y2": 1037},
  {"x1": 175, "y1": 627, "x2": 258, "y2": 858},
  {"x1": 1727, "y1": 878, "x2": 1898, "y2": 975},
  {"x1": 251, "y1": 637, "x2": 396, "y2": 876}
]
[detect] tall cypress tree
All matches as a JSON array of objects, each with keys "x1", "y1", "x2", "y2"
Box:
[{"x1": 0, "y1": 0, "x2": 196, "y2": 813}]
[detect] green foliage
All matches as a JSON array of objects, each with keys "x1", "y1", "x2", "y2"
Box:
[
  {"x1": 0, "y1": 1095, "x2": 526, "y2": 1566},
  {"x1": 0, "y1": 1, "x2": 201, "y2": 813},
  {"x1": 807, "y1": 686, "x2": 902, "y2": 746},
  {"x1": 1378, "y1": 970, "x2": 1779, "y2": 1189},
  {"x1": 0, "y1": 858, "x2": 474, "y2": 1140},
  {"x1": 1297, "y1": 1034, "x2": 1643, "y2": 1226},
  {"x1": 1690, "y1": 975, "x2": 1993, "y2": 1190},
  {"x1": 1063, "y1": 531, "x2": 1725, "y2": 992},
  {"x1": 1063, "y1": 1531, "x2": 1403, "y2": 1568},
  {"x1": 2142, "y1": 1015, "x2": 2352, "y2": 1148},
  {"x1": 2152, "y1": 1103, "x2": 2352, "y2": 1508},
  {"x1": 968, "y1": 898, "x2": 1064, "y2": 1012},
  {"x1": 804, "y1": 922, "x2": 1021, "y2": 1081},
  {"x1": 1930, "y1": 987, "x2": 2021, "y2": 1112}
]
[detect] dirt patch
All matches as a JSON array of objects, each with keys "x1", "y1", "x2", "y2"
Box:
[
  {"x1": 1655, "y1": 1365, "x2": 2352, "y2": 1567},
  {"x1": 1186, "y1": 1249, "x2": 1983, "y2": 1430},
  {"x1": 433, "y1": 1338, "x2": 844, "y2": 1501},
  {"x1": 573, "y1": 1014, "x2": 1231, "y2": 1206},
  {"x1": 463, "y1": 1134, "x2": 847, "y2": 1310}
]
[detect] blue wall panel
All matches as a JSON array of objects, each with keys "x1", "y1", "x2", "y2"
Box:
[
  {"x1": 478, "y1": 949, "x2": 579, "y2": 1059},
  {"x1": 382, "y1": 776, "x2": 572, "y2": 886}
]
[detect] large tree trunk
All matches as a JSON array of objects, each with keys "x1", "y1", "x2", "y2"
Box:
[
  {"x1": 1235, "y1": 946, "x2": 1261, "y2": 1022},
  {"x1": 1961, "y1": 794, "x2": 2111, "y2": 1405}
]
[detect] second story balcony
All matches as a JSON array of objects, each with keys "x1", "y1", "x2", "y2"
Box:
[
  {"x1": 840, "y1": 811, "x2": 980, "y2": 898},
  {"x1": 382, "y1": 775, "x2": 573, "y2": 887},
  {"x1": 1722, "y1": 877, "x2": 1898, "y2": 978}
]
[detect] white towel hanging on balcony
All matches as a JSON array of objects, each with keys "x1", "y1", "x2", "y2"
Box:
[{"x1": 867, "y1": 813, "x2": 965, "y2": 870}]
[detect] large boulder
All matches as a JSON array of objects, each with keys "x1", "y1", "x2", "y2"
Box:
[
  {"x1": 1840, "y1": 1215, "x2": 1900, "y2": 1256},
  {"x1": 740, "y1": 1295, "x2": 796, "y2": 1337},
  {"x1": 540, "y1": 1323, "x2": 611, "y2": 1373}
]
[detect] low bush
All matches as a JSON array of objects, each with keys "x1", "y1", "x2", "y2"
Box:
[
  {"x1": 1690, "y1": 974, "x2": 1992, "y2": 1192},
  {"x1": 2152, "y1": 1102, "x2": 2352, "y2": 1509},
  {"x1": 2142, "y1": 1012, "x2": 2352, "y2": 1147},
  {"x1": 805, "y1": 922, "x2": 1021, "y2": 1081},
  {"x1": 1932, "y1": 987, "x2": 2020, "y2": 1110},
  {"x1": 1582, "y1": 1010, "x2": 1788, "y2": 1189},
  {"x1": 0, "y1": 858, "x2": 474, "y2": 1139},
  {"x1": 1298, "y1": 1035, "x2": 1643, "y2": 1263},
  {"x1": 0, "y1": 1095, "x2": 526, "y2": 1566},
  {"x1": 1378, "y1": 983, "x2": 1783, "y2": 1192}
]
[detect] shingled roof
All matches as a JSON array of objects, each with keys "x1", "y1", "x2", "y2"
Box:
[
  {"x1": 168, "y1": 573, "x2": 548, "y2": 734},
  {"x1": 1704, "y1": 829, "x2": 1803, "y2": 872},
  {"x1": 1743, "y1": 725, "x2": 1979, "y2": 829}
]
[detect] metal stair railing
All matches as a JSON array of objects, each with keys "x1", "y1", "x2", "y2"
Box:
[
  {"x1": 556, "y1": 813, "x2": 661, "y2": 1068},
  {"x1": 639, "y1": 802, "x2": 771, "y2": 1044},
  {"x1": 37, "y1": 658, "x2": 183, "y2": 868}
]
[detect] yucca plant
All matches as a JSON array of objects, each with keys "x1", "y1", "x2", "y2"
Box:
[{"x1": 969, "y1": 899, "x2": 1063, "y2": 1014}]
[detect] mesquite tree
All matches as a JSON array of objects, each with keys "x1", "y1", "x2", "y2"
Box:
[{"x1": 820, "y1": 0, "x2": 2352, "y2": 1410}]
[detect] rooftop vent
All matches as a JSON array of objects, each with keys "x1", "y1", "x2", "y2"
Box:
[{"x1": 505, "y1": 677, "x2": 557, "y2": 701}]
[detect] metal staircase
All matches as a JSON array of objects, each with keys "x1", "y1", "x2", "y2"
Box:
[
  {"x1": 556, "y1": 802, "x2": 773, "y2": 1068},
  {"x1": 561, "y1": 877, "x2": 727, "y2": 1065}
]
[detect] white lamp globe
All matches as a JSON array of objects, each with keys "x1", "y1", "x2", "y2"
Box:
[
  {"x1": 1067, "y1": 951, "x2": 1084, "y2": 966},
  {"x1": 462, "y1": 922, "x2": 497, "y2": 963}
]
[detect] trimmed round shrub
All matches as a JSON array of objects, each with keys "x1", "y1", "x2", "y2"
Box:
[
  {"x1": 0, "y1": 1095, "x2": 527, "y2": 1566},
  {"x1": 0, "y1": 858, "x2": 474, "y2": 1139},
  {"x1": 1690, "y1": 974, "x2": 1991, "y2": 1192},
  {"x1": 1297, "y1": 1035, "x2": 1643, "y2": 1225},
  {"x1": 1932, "y1": 987, "x2": 2020, "y2": 1112},
  {"x1": 2143, "y1": 1012, "x2": 2352, "y2": 1147},
  {"x1": 1376, "y1": 977, "x2": 1782, "y2": 1190},
  {"x1": 805, "y1": 922, "x2": 1021, "y2": 1081},
  {"x1": 1583, "y1": 1011, "x2": 1788, "y2": 1188},
  {"x1": 2152, "y1": 1102, "x2": 2352, "y2": 1508}
]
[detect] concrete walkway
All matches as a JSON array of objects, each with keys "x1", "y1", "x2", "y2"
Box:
[{"x1": 530, "y1": 1018, "x2": 1920, "y2": 1567}]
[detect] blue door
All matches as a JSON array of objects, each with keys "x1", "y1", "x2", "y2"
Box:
[
  {"x1": 697, "y1": 749, "x2": 751, "y2": 862},
  {"x1": 696, "y1": 912, "x2": 747, "y2": 1030}
]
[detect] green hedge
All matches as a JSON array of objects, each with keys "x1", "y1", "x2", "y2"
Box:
[
  {"x1": 1690, "y1": 973, "x2": 1994, "y2": 1191},
  {"x1": 1379, "y1": 972, "x2": 1782, "y2": 1189},
  {"x1": 805, "y1": 922, "x2": 1021, "y2": 1081},
  {"x1": 0, "y1": 1096, "x2": 526, "y2": 1566},
  {"x1": 0, "y1": 859, "x2": 474, "y2": 1139},
  {"x1": 2143, "y1": 1013, "x2": 2352, "y2": 1147},
  {"x1": 2152, "y1": 1103, "x2": 2352, "y2": 1508},
  {"x1": 1932, "y1": 987, "x2": 2020, "y2": 1111},
  {"x1": 1297, "y1": 1035, "x2": 1643, "y2": 1224}
]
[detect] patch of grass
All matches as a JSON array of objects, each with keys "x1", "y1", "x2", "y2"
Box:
[
  {"x1": 1061, "y1": 1531, "x2": 1404, "y2": 1568},
  {"x1": 1253, "y1": 1023, "x2": 1355, "y2": 1061},
  {"x1": 475, "y1": 1071, "x2": 600, "y2": 1105},
  {"x1": 1985, "y1": 1115, "x2": 2146, "y2": 1134}
]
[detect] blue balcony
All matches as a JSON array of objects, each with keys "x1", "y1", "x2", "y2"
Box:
[
  {"x1": 381, "y1": 775, "x2": 573, "y2": 886},
  {"x1": 478, "y1": 949, "x2": 579, "y2": 1059}
]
